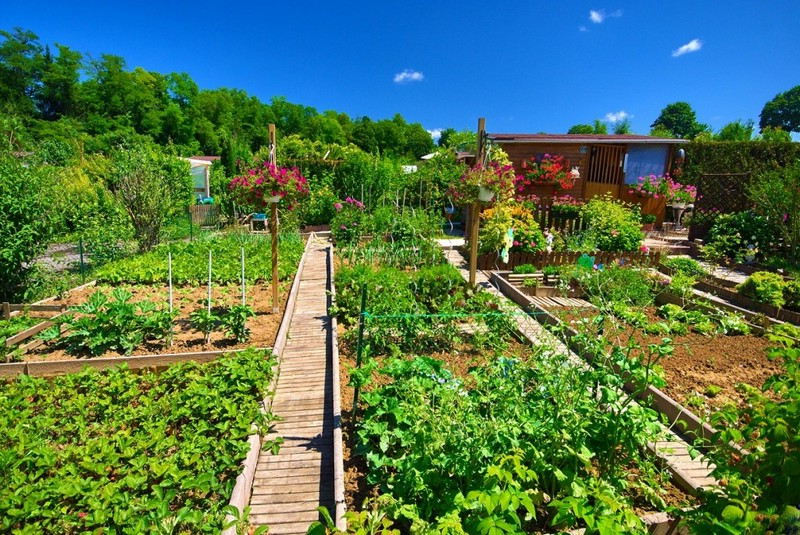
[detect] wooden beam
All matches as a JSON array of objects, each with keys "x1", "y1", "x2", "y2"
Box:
[{"x1": 469, "y1": 117, "x2": 486, "y2": 287}]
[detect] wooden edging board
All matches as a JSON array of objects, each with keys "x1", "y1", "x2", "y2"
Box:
[
  {"x1": 222, "y1": 231, "x2": 313, "y2": 535},
  {"x1": 8, "y1": 280, "x2": 97, "y2": 318},
  {"x1": 0, "y1": 346, "x2": 270, "y2": 378},
  {"x1": 491, "y1": 271, "x2": 719, "y2": 478},
  {"x1": 569, "y1": 511, "x2": 686, "y2": 535},
  {"x1": 328, "y1": 242, "x2": 347, "y2": 530}
]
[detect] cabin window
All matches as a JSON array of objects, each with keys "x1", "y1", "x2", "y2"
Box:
[
  {"x1": 623, "y1": 145, "x2": 669, "y2": 184},
  {"x1": 191, "y1": 166, "x2": 207, "y2": 191}
]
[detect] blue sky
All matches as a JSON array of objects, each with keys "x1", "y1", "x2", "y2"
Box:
[{"x1": 3, "y1": 0, "x2": 799, "y2": 138}]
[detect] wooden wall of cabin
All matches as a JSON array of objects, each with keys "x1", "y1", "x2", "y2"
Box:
[{"x1": 496, "y1": 142, "x2": 589, "y2": 199}]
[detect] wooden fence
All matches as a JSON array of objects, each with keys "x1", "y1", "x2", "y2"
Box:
[
  {"x1": 189, "y1": 205, "x2": 221, "y2": 227},
  {"x1": 475, "y1": 250, "x2": 662, "y2": 271},
  {"x1": 688, "y1": 172, "x2": 751, "y2": 241}
]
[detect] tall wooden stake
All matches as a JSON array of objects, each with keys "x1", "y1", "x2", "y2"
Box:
[
  {"x1": 468, "y1": 117, "x2": 486, "y2": 287},
  {"x1": 269, "y1": 123, "x2": 280, "y2": 314},
  {"x1": 168, "y1": 252, "x2": 173, "y2": 313},
  {"x1": 241, "y1": 247, "x2": 246, "y2": 306}
]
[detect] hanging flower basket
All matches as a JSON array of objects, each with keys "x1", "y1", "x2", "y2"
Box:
[
  {"x1": 478, "y1": 186, "x2": 495, "y2": 202},
  {"x1": 448, "y1": 162, "x2": 516, "y2": 205},
  {"x1": 229, "y1": 162, "x2": 309, "y2": 211}
]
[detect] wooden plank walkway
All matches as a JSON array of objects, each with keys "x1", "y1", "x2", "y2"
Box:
[
  {"x1": 251, "y1": 237, "x2": 335, "y2": 534},
  {"x1": 439, "y1": 244, "x2": 717, "y2": 493}
]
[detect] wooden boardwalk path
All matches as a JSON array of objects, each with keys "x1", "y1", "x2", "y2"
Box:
[{"x1": 251, "y1": 237, "x2": 335, "y2": 534}]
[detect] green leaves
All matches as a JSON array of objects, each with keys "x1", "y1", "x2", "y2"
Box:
[{"x1": 0, "y1": 349, "x2": 278, "y2": 533}]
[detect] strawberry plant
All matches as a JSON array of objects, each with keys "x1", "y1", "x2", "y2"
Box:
[
  {"x1": 0, "y1": 349, "x2": 279, "y2": 533},
  {"x1": 40, "y1": 288, "x2": 175, "y2": 356}
]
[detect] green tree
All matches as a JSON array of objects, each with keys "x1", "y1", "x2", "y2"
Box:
[
  {"x1": 437, "y1": 127, "x2": 457, "y2": 147},
  {"x1": 613, "y1": 119, "x2": 632, "y2": 134},
  {"x1": 748, "y1": 160, "x2": 800, "y2": 262},
  {"x1": 0, "y1": 28, "x2": 42, "y2": 115},
  {"x1": 759, "y1": 85, "x2": 800, "y2": 133},
  {"x1": 759, "y1": 126, "x2": 792, "y2": 142},
  {"x1": 37, "y1": 44, "x2": 82, "y2": 119},
  {"x1": 650, "y1": 102, "x2": 709, "y2": 139},
  {"x1": 592, "y1": 119, "x2": 608, "y2": 134},
  {"x1": 0, "y1": 152, "x2": 53, "y2": 299},
  {"x1": 715, "y1": 120, "x2": 755, "y2": 141},
  {"x1": 106, "y1": 144, "x2": 192, "y2": 251},
  {"x1": 567, "y1": 124, "x2": 594, "y2": 134}
]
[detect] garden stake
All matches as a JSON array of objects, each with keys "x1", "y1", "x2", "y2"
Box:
[
  {"x1": 352, "y1": 284, "x2": 368, "y2": 424},
  {"x1": 241, "y1": 247, "x2": 246, "y2": 306},
  {"x1": 78, "y1": 238, "x2": 85, "y2": 283},
  {"x1": 187, "y1": 208, "x2": 193, "y2": 242},
  {"x1": 207, "y1": 250, "x2": 212, "y2": 314},
  {"x1": 168, "y1": 252, "x2": 173, "y2": 314}
]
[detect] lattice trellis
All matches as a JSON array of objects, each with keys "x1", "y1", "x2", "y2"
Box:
[{"x1": 688, "y1": 172, "x2": 752, "y2": 241}]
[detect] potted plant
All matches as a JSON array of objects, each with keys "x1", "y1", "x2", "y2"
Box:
[
  {"x1": 449, "y1": 162, "x2": 516, "y2": 205},
  {"x1": 542, "y1": 265, "x2": 560, "y2": 285},
  {"x1": 516, "y1": 154, "x2": 576, "y2": 192}
]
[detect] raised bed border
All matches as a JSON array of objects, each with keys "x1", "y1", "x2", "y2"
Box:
[
  {"x1": 658, "y1": 263, "x2": 800, "y2": 325},
  {"x1": 471, "y1": 248, "x2": 663, "y2": 271},
  {"x1": 491, "y1": 271, "x2": 718, "y2": 446},
  {"x1": 223, "y1": 231, "x2": 314, "y2": 535},
  {"x1": 328, "y1": 242, "x2": 347, "y2": 530}
]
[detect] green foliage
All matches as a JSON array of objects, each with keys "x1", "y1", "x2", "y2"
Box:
[
  {"x1": 649, "y1": 101, "x2": 709, "y2": 139},
  {"x1": 95, "y1": 231, "x2": 304, "y2": 284},
  {"x1": 784, "y1": 279, "x2": 800, "y2": 310},
  {"x1": 702, "y1": 211, "x2": 777, "y2": 263},
  {"x1": 656, "y1": 303, "x2": 750, "y2": 336},
  {"x1": 479, "y1": 203, "x2": 546, "y2": 254},
  {"x1": 190, "y1": 307, "x2": 220, "y2": 345},
  {"x1": 579, "y1": 195, "x2": 643, "y2": 252},
  {"x1": 355, "y1": 350, "x2": 669, "y2": 533},
  {"x1": 682, "y1": 141, "x2": 800, "y2": 184},
  {"x1": 221, "y1": 304, "x2": 255, "y2": 343},
  {"x1": 573, "y1": 265, "x2": 656, "y2": 307},
  {"x1": 759, "y1": 84, "x2": 800, "y2": 133},
  {"x1": 0, "y1": 350, "x2": 279, "y2": 533},
  {"x1": 737, "y1": 271, "x2": 786, "y2": 307},
  {"x1": 0, "y1": 152, "x2": 54, "y2": 299},
  {"x1": 748, "y1": 160, "x2": 800, "y2": 262},
  {"x1": 512, "y1": 264, "x2": 536, "y2": 274},
  {"x1": 41, "y1": 288, "x2": 175, "y2": 356},
  {"x1": 662, "y1": 256, "x2": 707, "y2": 278},
  {"x1": 107, "y1": 143, "x2": 193, "y2": 252},
  {"x1": 715, "y1": 120, "x2": 755, "y2": 141}
]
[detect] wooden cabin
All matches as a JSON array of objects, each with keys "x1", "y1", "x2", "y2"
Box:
[{"x1": 489, "y1": 133, "x2": 685, "y2": 198}]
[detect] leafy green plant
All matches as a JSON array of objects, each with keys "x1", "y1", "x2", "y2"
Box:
[
  {"x1": 190, "y1": 307, "x2": 221, "y2": 344},
  {"x1": 512, "y1": 263, "x2": 537, "y2": 274},
  {"x1": 41, "y1": 288, "x2": 175, "y2": 356},
  {"x1": 702, "y1": 211, "x2": 777, "y2": 264},
  {"x1": 221, "y1": 304, "x2": 256, "y2": 343},
  {"x1": 522, "y1": 278, "x2": 539, "y2": 289},
  {"x1": 737, "y1": 271, "x2": 786, "y2": 307},
  {"x1": 785, "y1": 279, "x2": 800, "y2": 310},
  {"x1": 0, "y1": 350, "x2": 279, "y2": 533},
  {"x1": 578, "y1": 195, "x2": 644, "y2": 252},
  {"x1": 662, "y1": 256, "x2": 708, "y2": 278}
]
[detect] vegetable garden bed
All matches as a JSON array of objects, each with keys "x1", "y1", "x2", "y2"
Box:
[
  {"x1": 0, "y1": 349, "x2": 280, "y2": 533},
  {"x1": 329, "y1": 249, "x2": 697, "y2": 534}
]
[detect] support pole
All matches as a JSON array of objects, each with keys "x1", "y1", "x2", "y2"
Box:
[
  {"x1": 188, "y1": 208, "x2": 193, "y2": 242},
  {"x1": 352, "y1": 285, "x2": 367, "y2": 423},
  {"x1": 241, "y1": 247, "x2": 246, "y2": 306},
  {"x1": 468, "y1": 117, "x2": 486, "y2": 287},
  {"x1": 78, "y1": 238, "x2": 86, "y2": 283},
  {"x1": 168, "y1": 252, "x2": 173, "y2": 314},
  {"x1": 269, "y1": 123, "x2": 280, "y2": 314}
]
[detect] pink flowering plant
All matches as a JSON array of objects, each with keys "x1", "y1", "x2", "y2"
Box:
[
  {"x1": 331, "y1": 196, "x2": 367, "y2": 244},
  {"x1": 229, "y1": 162, "x2": 309, "y2": 210},
  {"x1": 449, "y1": 162, "x2": 516, "y2": 204},
  {"x1": 664, "y1": 177, "x2": 697, "y2": 205},
  {"x1": 628, "y1": 174, "x2": 668, "y2": 199},
  {"x1": 518, "y1": 154, "x2": 575, "y2": 190}
]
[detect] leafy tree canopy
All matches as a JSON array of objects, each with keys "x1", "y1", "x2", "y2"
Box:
[
  {"x1": 759, "y1": 85, "x2": 800, "y2": 133},
  {"x1": 650, "y1": 101, "x2": 709, "y2": 139}
]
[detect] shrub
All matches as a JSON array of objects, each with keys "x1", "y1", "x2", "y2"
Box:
[
  {"x1": 331, "y1": 197, "x2": 368, "y2": 244},
  {"x1": 748, "y1": 160, "x2": 800, "y2": 262},
  {"x1": 0, "y1": 153, "x2": 54, "y2": 299},
  {"x1": 579, "y1": 195, "x2": 643, "y2": 252},
  {"x1": 785, "y1": 279, "x2": 800, "y2": 310},
  {"x1": 702, "y1": 211, "x2": 777, "y2": 263},
  {"x1": 737, "y1": 271, "x2": 786, "y2": 307},
  {"x1": 107, "y1": 144, "x2": 193, "y2": 252},
  {"x1": 662, "y1": 257, "x2": 708, "y2": 278},
  {"x1": 512, "y1": 264, "x2": 537, "y2": 274},
  {"x1": 479, "y1": 203, "x2": 546, "y2": 254},
  {"x1": 568, "y1": 265, "x2": 655, "y2": 307}
]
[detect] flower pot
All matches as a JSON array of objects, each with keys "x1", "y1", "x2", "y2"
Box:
[
  {"x1": 268, "y1": 195, "x2": 282, "y2": 203},
  {"x1": 642, "y1": 223, "x2": 655, "y2": 232},
  {"x1": 478, "y1": 186, "x2": 495, "y2": 202}
]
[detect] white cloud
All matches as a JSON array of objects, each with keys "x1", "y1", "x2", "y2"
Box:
[
  {"x1": 605, "y1": 110, "x2": 630, "y2": 123},
  {"x1": 393, "y1": 69, "x2": 424, "y2": 83},
  {"x1": 427, "y1": 128, "x2": 443, "y2": 141},
  {"x1": 578, "y1": 25, "x2": 588, "y2": 32},
  {"x1": 589, "y1": 9, "x2": 622, "y2": 24},
  {"x1": 672, "y1": 38, "x2": 702, "y2": 57}
]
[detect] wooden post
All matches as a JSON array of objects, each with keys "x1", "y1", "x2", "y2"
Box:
[
  {"x1": 1, "y1": 302, "x2": 9, "y2": 320},
  {"x1": 468, "y1": 117, "x2": 486, "y2": 287},
  {"x1": 269, "y1": 123, "x2": 280, "y2": 314}
]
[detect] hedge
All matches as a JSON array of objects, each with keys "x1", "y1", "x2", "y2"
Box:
[{"x1": 681, "y1": 141, "x2": 800, "y2": 183}]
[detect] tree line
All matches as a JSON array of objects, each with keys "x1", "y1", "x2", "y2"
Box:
[{"x1": 0, "y1": 28, "x2": 435, "y2": 165}]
